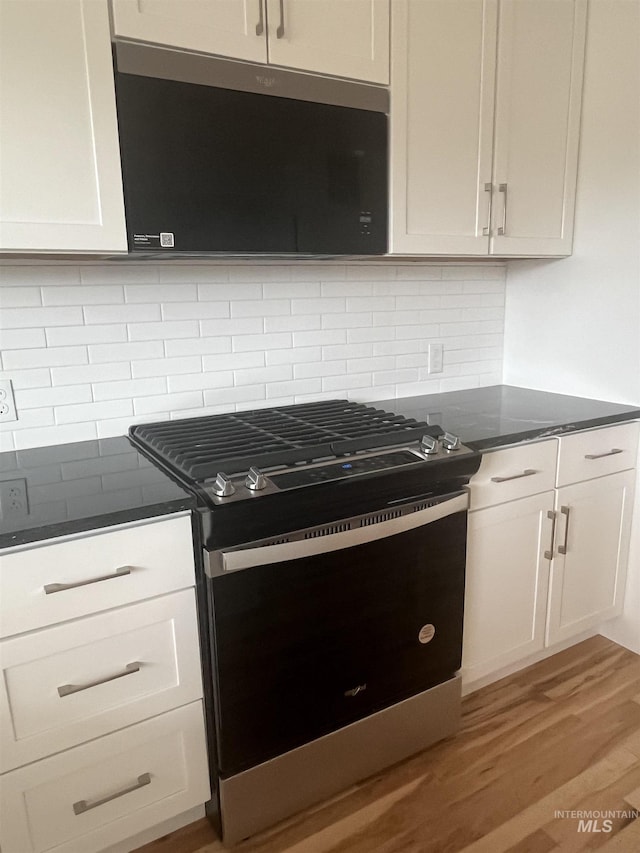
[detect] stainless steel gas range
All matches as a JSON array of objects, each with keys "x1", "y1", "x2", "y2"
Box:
[{"x1": 130, "y1": 399, "x2": 481, "y2": 843}]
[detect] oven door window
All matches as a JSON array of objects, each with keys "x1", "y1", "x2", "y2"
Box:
[{"x1": 210, "y1": 502, "x2": 467, "y2": 777}]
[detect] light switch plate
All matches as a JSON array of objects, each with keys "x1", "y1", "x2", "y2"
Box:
[{"x1": 427, "y1": 343, "x2": 444, "y2": 374}]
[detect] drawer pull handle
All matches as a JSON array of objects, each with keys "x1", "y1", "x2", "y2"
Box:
[
  {"x1": 558, "y1": 506, "x2": 571, "y2": 555},
  {"x1": 584, "y1": 448, "x2": 623, "y2": 460},
  {"x1": 58, "y1": 661, "x2": 142, "y2": 698},
  {"x1": 73, "y1": 772, "x2": 151, "y2": 815},
  {"x1": 491, "y1": 469, "x2": 537, "y2": 483},
  {"x1": 44, "y1": 566, "x2": 132, "y2": 595},
  {"x1": 544, "y1": 510, "x2": 556, "y2": 560}
]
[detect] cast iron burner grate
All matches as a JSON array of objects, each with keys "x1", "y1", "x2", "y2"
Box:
[{"x1": 130, "y1": 399, "x2": 439, "y2": 481}]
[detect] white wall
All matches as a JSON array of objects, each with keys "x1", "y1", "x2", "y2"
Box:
[
  {"x1": 0, "y1": 262, "x2": 505, "y2": 451},
  {"x1": 504, "y1": 0, "x2": 640, "y2": 652}
]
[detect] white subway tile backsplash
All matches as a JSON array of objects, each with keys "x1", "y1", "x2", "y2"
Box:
[
  {"x1": 166, "y1": 337, "x2": 231, "y2": 357},
  {"x1": 51, "y1": 363, "x2": 131, "y2": 385},
  {"x1": 167, "y1": 371, "x2": 233, "y2": 392},
  {"x1": 233, "y1": 332, "x2": 292, "y2": 352},
  {"x1": 3, "y1": 346, "x2": 87, "y2": 369},
  {"x1": 200, "y1": 318, "x2": 263, "y2": 336},
  {"x1": 88, "y1": 341, "x2": 164, "y2": 363},
  {"x1": 46, "y1": 324, "x2": 127, "y2": 346},
  {"x1": 127, "y1": 320, "x2": 199, "y2": 341},
  {"x1": 132, "y1": 356, "x2": 202, "y2": 378},
  {"x1": 202, "y1": 351, "x2": 264, "y2": 372},
  {"x1": 126, "y1": 284, "x2": 197, "y2": 303},
  {"x1": 0, "y1": 286, "x2": 42, "y2": 307},
  {"x1": 0, "y1": 263, "x2": 506, "y2": 449},
  {"x1": 134, "y1": 391, "x2": 203, "y2": 415},
  {"x1": 92, "y1": 377, "x2": 167, "y2": 401},
  {"x1": 198, "y1": 282, "x2": 261, "y2": 300},
  {"x1": 0, "y1": 328, "x2": 47, "y2": 350},
  {"x1": 42, "y1": 285, "x2": 124, "y2": 305},
  {"x1": 162, "y1": 302, "x2": 229, "y2": 320},
  {"x1": 232, "y1": 299, "x2": 291, "y2": 318},
  {"x1": 1, "y1": 306, "x2": 83, "y2": 328},
  {"x1": 84, "y1": 304, "x2": 161, "y2": 324},
  {"x1": 1, "y1": 368, "x2": 51, "y2": 389},
  {"x1": 15, "y1": 385, "x2": 92, "y2": 410},
  {"x1": 56, "y1": 399, "x2": 133, "y2": 425}
]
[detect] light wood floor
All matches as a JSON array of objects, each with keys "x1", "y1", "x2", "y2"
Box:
[{"x1": 136, "y1": 636, "x2": 640, "y2": 852}]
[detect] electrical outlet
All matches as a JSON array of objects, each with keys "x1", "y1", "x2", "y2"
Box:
[
  {"x1": 0, "y1": 379, "x2": 18, "y2": 423},
  {"x1": 427, "y1": 343, "x2": 444, "y2": 374},
  {"x1": 0, "y1": 478, "x2": 29, "y2": 520}
]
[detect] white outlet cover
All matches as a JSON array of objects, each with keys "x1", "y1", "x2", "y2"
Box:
[{"x1": 0, "y1": 379, "x2": 17, "y2": 423}]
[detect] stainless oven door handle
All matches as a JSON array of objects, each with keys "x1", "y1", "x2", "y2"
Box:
[{"x1": 206, "y1": 493, "x2": 468, "y2": 576}]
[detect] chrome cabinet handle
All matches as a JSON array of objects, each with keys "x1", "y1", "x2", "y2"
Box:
[
  {"x1": 497, "y1": 182, "x2": 508, "y2": 235},
  {"x1": 482, "y1": 182, "x2": 492, "y2": 236},
  {"x1": 558, "y1": 506, "x2": 571, "y2": 555},
  {"x1": 43, "y1": 566, "x2": 132, "y2": 595},
  {"x1": 491, "y1": 468, "x2": 537, "y2": 483},
  {"x1": 276, "y1": 0, "x2": 285, "y2": 38},
  {"x1": 57, "y1": 661, "x2": 142, "y2": 698},
  {"x1": 73, "y1": 772, "x2": 151, "y2": 815},
  {"x1": 544, "y1": 510, "x2": 556, "y2": 560},
  {"x1": 255, "y1": 0, "x2": 264, "y2": 36},
  {"x1": 585, "y1": 448, "x2": 623, "y2": 460}
]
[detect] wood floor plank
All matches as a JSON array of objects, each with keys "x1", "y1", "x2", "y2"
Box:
[
  {"x1": 134, "y1": 637, "x2": 640, "y2": 853},
  {"x1": 598, "y1": 818, "x2": 640, "y2": 850}
]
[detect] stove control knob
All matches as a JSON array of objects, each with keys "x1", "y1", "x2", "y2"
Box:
[
  {"x1": 245, "y1": 466, "x2": 267, "y2": 491},
  {"x1": 442, "y1": 432, "x2": 461, "y2": 452},
  {"x1": 212, "y1": 472, "x2": 235, "y2": 497},
  {"x1": 420, "y1": 434, "x2": 439, "y2": 455}
]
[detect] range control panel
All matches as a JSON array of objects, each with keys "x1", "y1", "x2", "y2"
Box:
[{"x1": 270, "y1": 450, "x2": 421, "y2": 489}]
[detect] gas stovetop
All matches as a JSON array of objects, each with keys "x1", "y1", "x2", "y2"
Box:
[{"x1": 130, "y1": 399, "x2": 477, "y2": 507}]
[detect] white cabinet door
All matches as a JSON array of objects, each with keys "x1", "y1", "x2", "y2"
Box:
[
  {"x1": 489, "y1": 0, "x2": 587, "y2": 256},
  {"x1": 266, "y1": 0, "x2": 389, "y2": 83},
  {"x1": 390, "y1": 0, "x2": 496, "y2": 255},
  {"x1": 0, "y1": 0, "x2": 126, "y2": 253},
  {"x1": 463, "y1": 492, "x2": 554, "y2": 684},
  {"x1": 112, "y1": 0, "x2": 268, "y2": 63},
  {"x1": 546, "y1": 470, "x2": 636, "y2": 646}
]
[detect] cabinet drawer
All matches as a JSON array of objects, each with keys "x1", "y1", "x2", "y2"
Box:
[
  {"x1": 0, "y1": 589, "x2": 203, "y2": 772},
  {"x1": 556, "y1": 422, "x2": 640, "y2": 486},
  {"x1": 469, "y1": 440, "x2": 558, "y2": 510},
  {"x1": 0, "y1": 701, "x2": 210, "y2": 853},
  {"x1": 0, "y1": 513, "x2": 195, "y2": 638}
]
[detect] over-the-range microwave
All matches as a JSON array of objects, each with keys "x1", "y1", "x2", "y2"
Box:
[{"x1": 113, "y1": 42, "x2": 389, "y2": 256}]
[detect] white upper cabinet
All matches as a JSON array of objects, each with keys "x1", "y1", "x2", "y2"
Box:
[
  {"x1": 111, "y1": 0, "x2": 268, "y2": 63},
  {"x1": 390, "y1": 0, "x2": 497, "y2": 255},
  {"x1": 390, "y1": 0, "x2": 587, "y2": 257},
  {"x1": 265, "y1": 0, "x2": 389, "y2": 84},
  {"x1": 112, "y1": 0, "x2": 390, "y2": 83},
  {"x1": 0, "y1": 0, "x2": 127, "y2": 254},
  {"x1": 490, "y1": 0, "x2": 587, "y2": 256}
]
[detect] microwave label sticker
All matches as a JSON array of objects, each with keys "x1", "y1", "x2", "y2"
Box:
[{"x1": 132, "y1": 232, "x2": 175, "y2": 249}]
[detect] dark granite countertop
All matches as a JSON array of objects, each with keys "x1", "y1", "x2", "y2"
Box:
[
  {"x1": 376, "y1": 385, "x2": 640, "y2": 450},
  {"x1": 0, "y1": 436, "x2": 196, "y2": 550}
]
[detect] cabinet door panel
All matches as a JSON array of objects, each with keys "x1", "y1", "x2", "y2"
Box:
[
  {"x1": 490, "y1": 0, "x2": 587, "y2": 256},
  {"x1": 390, "y1": 0, "x2": 496, "y2": 255},
  {"x1": 266, "y1": 0, "x2": 389, "y2": 83},
  {"x1": 0, "y1": 0, "x2": 126, "y2": 252},
  {"x1": 463, "y1": 492, "x2": 554, "y2": 684},
  {"x1": 112, "y1": 0, "x2": 268, "y2": 63},
  {"x1": 546, "y1": 470, "x2": 636, "y2": 645}
]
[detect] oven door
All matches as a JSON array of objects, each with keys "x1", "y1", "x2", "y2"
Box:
[{"x1": 206, "y1": 491, "x2": 468, "y2": 777}]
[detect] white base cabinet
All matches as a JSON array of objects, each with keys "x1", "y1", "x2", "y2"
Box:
[
  {"x1": 546, "y1": 469, "x2": 636, "y2": 646},
  {"x1": 0, "y1": 0, "x2": 126, "y2": 253},
  {"x1": 463, "y1": 492, "x2": 554, "y2": 683},
  {"x1": 0, "y1": 702, "x2": 210, "y2": 853},
  {"x1": 463, "y1": 422, "x2": 639, "y2": 688},
  {"x1": 0, "y1": 513, "x2": 210, "y2": 853}
]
